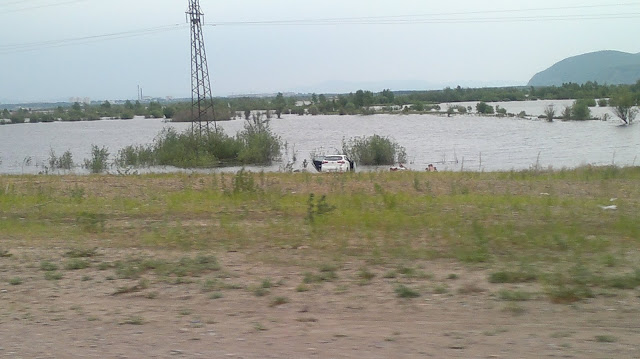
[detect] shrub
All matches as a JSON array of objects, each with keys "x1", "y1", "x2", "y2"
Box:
[
  {"x1": 342, "y1": 134, "x2": 406, "y2": 165},
  {"x1": 570, "y1": 100, "x2": 592, "y2": 121},
  {"x1": 84, "y1": 145, "x2": 110, "y2": 173},
  {"x1": 476, "y1": 102, "x2": 495, "y2": 114},
  {"x1": 114, "y1": 121, "x2": 281, "y2": 169}
]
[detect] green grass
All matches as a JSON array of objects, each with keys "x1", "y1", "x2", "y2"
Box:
[{"x1": 1, "y1": 167, "x2": 640, "y2": 303}]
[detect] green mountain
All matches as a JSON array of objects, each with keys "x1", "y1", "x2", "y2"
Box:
[{"x1": 528, "y1": 50, "x2": 640, "y2": 87}]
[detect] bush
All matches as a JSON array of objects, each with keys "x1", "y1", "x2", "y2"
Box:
[
  {"x1": 571, "y1": 100, "x2": 592, "y2": 121},
  {"x1": 84, "y1": 145, "x2": 110, "y2": 173},
  {"x1": 342, "y1": 134, "x2": 407, "y2": 165},
  {"x1": 476, "y1": 102, "x2": 495, "y2": 114},
  {"x1": 114, "y1": 121, "x2": 281, "y2": 169}
]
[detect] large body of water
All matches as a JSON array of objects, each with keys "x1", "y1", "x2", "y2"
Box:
[{"x1": 0, "y1": 100, "x2": 638, "y2": 174}]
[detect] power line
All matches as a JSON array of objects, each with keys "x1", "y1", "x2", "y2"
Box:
[
  {"x1": 0, "y1": 0, "x2": 92, "y2": 13},
  {"x1": 0, "y1": 24, "x2": 187, "y2": 55},
  {"x1": 2, "y1": 2, "x2": 639, "y2": 55},
  {"x1": 206, "y1": 13, "x2": 640, "y2": 26},
  {"x1": 208, "y1": 2, "x2": 640, "y2": 26}
]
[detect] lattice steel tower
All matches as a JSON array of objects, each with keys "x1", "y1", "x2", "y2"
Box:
[{"x1": 187, "y1": 0, "x2": 216, "y2": 135}]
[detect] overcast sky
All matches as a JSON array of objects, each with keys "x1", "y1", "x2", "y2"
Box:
[{"x1": 1, "y1": 0, "x2": 639, "y2": 103}]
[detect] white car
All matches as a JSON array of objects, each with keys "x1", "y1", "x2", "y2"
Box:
[{"x1": 320, "y1": 155, "x2": 353, "y2": 172}]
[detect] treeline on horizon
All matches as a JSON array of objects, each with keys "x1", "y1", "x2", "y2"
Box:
[{"x1": 2, "y1": 81, "x2": 640, "y2": 124}]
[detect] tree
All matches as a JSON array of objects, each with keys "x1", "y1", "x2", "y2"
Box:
[
  {"x1": 163, "y1": 106, "x2": 176, "y2": 119},
  {"x1": 1, "y1": 108, "x2": 9, "y2": 118},
  {"x1": 476, "y1": 102, "x2": 494, "y2": 114},
  {"x1": 571, "y1": 100, "x2": 591, "y2": 121},
  {"x1": 543, "y1": 104, "x2": 555, "y2": 122},
  {"x1": 380, "y1": 89, "x2": 395, "y2": 104},
  {"x1": 311, "y1": 93, "x2": 318, "y2": 104},
  {"x1": 610, "y1": 90, "x2": 638, "y2": 124},
  {"x1": 273, "y1": 92, "x2": 286, "y2": 119}
]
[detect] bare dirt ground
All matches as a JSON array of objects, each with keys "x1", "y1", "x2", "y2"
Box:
[{"x1": 1, "y1": 246, "x2": 639, "y2": 359}]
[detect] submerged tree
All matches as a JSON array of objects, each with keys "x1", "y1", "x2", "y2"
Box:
[
  {"x1": 610, "y1": 91, "x2": 638, "y2": 124},
  {"x1": 544, "y1": 104, "x2": 556, "y2": 122}
]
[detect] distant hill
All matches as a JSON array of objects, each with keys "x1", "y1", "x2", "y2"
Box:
[{"x1": 528, "y1": 50, "x2": 640, "y2": 87}]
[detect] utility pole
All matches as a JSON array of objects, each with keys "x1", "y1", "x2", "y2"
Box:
[{"x1": 186, "y1": 0, "x2": 216, "y2": 135}]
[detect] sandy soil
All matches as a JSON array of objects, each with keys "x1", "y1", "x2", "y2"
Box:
[{"x1": 1, "y1": 247, "x2": 639, "y2": 359}]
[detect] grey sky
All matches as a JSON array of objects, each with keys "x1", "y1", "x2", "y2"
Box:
[{"x1": 1, "y1": 0, "x2": 639, "y2": 103}]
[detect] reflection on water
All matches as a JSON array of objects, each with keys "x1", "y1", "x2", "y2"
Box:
[{"x1": 0, "y1": 109, "x2": 638, "y2": 175}]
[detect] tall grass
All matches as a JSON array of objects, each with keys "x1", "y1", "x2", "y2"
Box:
[{"x1": 116, "y1": 120, "x2": 281, "y2": 168}]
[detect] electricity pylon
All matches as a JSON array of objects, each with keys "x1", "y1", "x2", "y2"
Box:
[{"x1": 186, "y1": 0, "x2": 216, "y2": 135}]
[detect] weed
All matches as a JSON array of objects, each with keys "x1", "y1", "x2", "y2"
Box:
[
  {"x1": 9, "y1": 277, "x2": 23, "y2": 285},
  {"x1": 296, "y1": 284, "x2": 310, "y2": 292},
  {"x1": 81, "y1": 275, "x2": 92, "y2": 281},
  {"x1": 48, "y1": 149, "x2": 74, "y2": 171},
  {"x1": 64, "y1": 258, "x2": 90, "y2": 270},
  {"x1": 605, "y1": 269, "x2": 640, "y2": 289},
  {"x1": 70, "y1": 185, "x2": 85, "y2": 202},
  {"x1": 261, "y1": 278, "x2": 273, "y2": 289},
  {"x1": 179, "y1": 308, "x2": 193, "y2": 316},
  {"x1": 253, "y1": 287, "x2": 270, "y2": 297},
  {"x1": 434, "y1": 284, "x2": 449, "y2": 294},
  {"x1": 548, "y1": 285, "x2": 594, "y2": 304},
  {"x1": 120, "y1": 316, "x2": 145, "y2": 325},
  {"x1": 502, "y1": 303, "x2": 526, "y2": 316},
  {"x1": 498, "y1": 289, "x2": 533, "y2": 301},
  {"x1": 395, "y1": 284, "x2": 420, "y2": 298},
  {"x1": 209, "y1": 292, "x2": 223, "y2": 300},
  {"x1": 115, "y1": 255, "x2": 220, "y2": 279},
  {"x1": 44, "y1": 272, "x2": 63, "y2": 281},
  {"x1": 483, "y1": 328, "x2": 509, "y2": 336},
  {"x1": 83, "y1": 145, "x2": 110, "y2": 173},
  {"x1": 201, "y1": 279, "x2": 220, "y2": 292},
  {"x1": 270, "y1": 296, "x2": 289, "y2": 307},
  {"x1": 65, "y1": 248, "x2": 97, "y2": 258},
  {"x1": 489, "y1": 270, "x2": 537, "y2": 284},
  {"x1": 76, "y1": 212, "x2": 106, "y2": 233},
  {"x1": 383, "y1": 270, "x2": 398, "y2": 279},
  {"x1": 458, "y1": 282, "x2": 486, "y2": 294},
  {"x1": 40, "y1": 260, "x2": 59, "y2": 271},
  {"x1": 113, "y1": 279, "x2": 149, "y2": 295},
  {"x1": 254, "y1": 322, "x2": 268, "y2": 331},
  {"x1": 397, "y1": 266, "x2": 416, "y2": 277},
  {"x1": 595, "y1": 335, "x2": 617, "y2": 343},
  {"x1": 145, "y1": 291, "x2": 159, "y2": 299},
  {"x1": 357, "y1": 268, "x2": 376, "y2": 282},
  {"x1": 551, "y1": 331, "x2": 574, "y2": 339},
  {"x1": 0, "y1": 249, "x2": 12, "y2": 258},
  {"x1": 305, "y1": 193, "x2": 336, "y2": 223},
  {"x1": 231, "y1": 168, "x2": 257, "y2": 194}
]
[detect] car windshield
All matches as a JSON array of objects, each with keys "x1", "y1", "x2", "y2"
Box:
[{"x1": 324, "y1": 156, "x2": 344, "y2": 161}]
